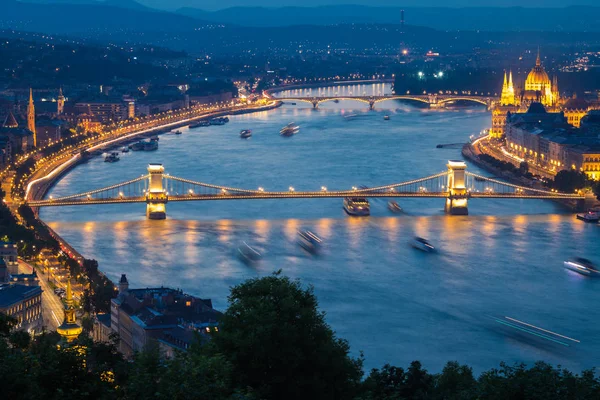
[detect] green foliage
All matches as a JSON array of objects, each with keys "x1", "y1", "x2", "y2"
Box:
[
  {"x1": 552, "y1": 170, "x2": 589, "y2": 193},
  {"x1": 2, "y1": 275, "x2": 600, "y2": 399},
  {"x1": 214, "y1": 272, "x2": 364, "y2": 400}
]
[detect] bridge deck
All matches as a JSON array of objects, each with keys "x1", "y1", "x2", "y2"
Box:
[{"x1": 28, "y1": 191, "x2": 583, "y2": 207}]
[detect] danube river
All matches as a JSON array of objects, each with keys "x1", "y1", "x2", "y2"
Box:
[{"x1": 41, "y1": 88, "x2": 600, "y2": 373}]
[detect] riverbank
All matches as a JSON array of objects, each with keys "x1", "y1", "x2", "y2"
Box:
[
  {"x1": 462, "y1": 141, "x2": 594, "y2": 211},
  {"x1": 25, "y1": 101, "x2": 281, "y2": 204}
]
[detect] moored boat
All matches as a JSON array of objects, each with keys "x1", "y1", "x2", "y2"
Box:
[
  {"x1": 143, "y1": 139, "x2": 158, "y2": 151},
  {"x1": 104, "y1": 152, "x2": 120, "y2": 163},
  {"x1": 343, "y1": 197, "x2": 370, "y2": 216},
  {"x1": 577, "y1": 209, "x2": 600, "y2": 223},
  {"x1": 174, "y1": 130, "x2": 182, "y2": 135},
  {"x1": 384, "y1": 115, "x2": 390, "y2": 120},
  {"x1": 121, "y1": 147, "x2": 129, "y2": 153},
  {"x1": 190, "y1": 120, "x2": 210, "y2": 128},
  {"x1": 564, "y1": 257, "x2": 599, "y2": 277}
]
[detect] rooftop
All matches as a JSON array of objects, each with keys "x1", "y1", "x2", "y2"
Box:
[{"x1": 0, "y1": 284, "x2": 42, "y2": 308}]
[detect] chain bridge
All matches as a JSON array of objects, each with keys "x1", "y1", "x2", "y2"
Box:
[
  {"x1": 27, "y1": 161, "x2": 589, "y2": 219},
  {"x1": 267, "y1": 94, "x2": 497, "y2": 110}
]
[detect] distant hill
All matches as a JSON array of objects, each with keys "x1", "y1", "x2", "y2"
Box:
[
  {"x1": 177, "y1": 5, "x2": 600, "y2": 31},
  {"x1": 2, "y1": 0, "x2": 201, "y2": 34},
  {"x1": 19, "y1": 0, "x2": 154, "y2": 11}
]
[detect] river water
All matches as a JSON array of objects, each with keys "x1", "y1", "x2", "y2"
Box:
[{"x1": 41, "y1": 84, "x2": 600, "y2": 373}]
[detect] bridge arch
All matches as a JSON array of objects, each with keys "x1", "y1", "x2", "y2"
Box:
[{"x1": 436, "y1": 97, "x2": 490, "y2": 107}]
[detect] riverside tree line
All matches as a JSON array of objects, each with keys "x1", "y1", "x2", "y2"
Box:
[{"x1": 1, "y1": 272, "x2": 599, "y2": 400}]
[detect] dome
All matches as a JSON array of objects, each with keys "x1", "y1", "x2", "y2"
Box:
[
  {"x1": 526, "y1": 66, "x2": 550, "y2": 87},
  {"x1": 524, "y1": 50, "x2": 551, "y2": 91}
]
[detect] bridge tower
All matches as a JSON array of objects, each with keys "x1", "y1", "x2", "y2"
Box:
[
  {"x1": 445, "y1": 160, "x2": 469, "y2": 215},
  {"x1": 311, "y1": 98, "x2": 319, "y2": 109},
  {"x1": 146, "y1": 163, "x2": 168, "y2": 219}
]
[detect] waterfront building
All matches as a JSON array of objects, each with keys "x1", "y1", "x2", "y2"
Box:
[
  {"x1": 71, "y1": 97, "x2": 130, "y2": 123},
  {"x1": 35, "y1": 117, "x2": 66, "y2": 147},
  {"x1": 97, "y1": 274, "x2": 222, "y2": 358},
  {"x1": 505, "y1": 103, "x2": 600, "y2": 179},
  {"x1": 491, "y1": 50, "x2": 563, "y2": 139},
  {"x1": 491, "y1": 71, "x2": 519, "y2": 138},
  {"x1": 0, "y1": 273, "x2": 43, "y2": 334},
  {"x1": 521, "y1": 50, "x2": 560, "y2": 108},
  {"x1": 56, "y1": 275, "x2": 83, "y2": 342}
]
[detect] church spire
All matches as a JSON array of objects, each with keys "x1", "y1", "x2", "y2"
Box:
[
  {"x1": 503, "y1": 71, "x2": 508, "y2": 89},
  {"x1": 57, "y1": 86, "x2": 65, "y2": 115},
  {"x1": 27, "y1": 88, "x2": 36, "y2": 147},
  {"x1": 57, "y1": 274, "x2": 82, "y2": 342},
  {"x1": 508, "y1": 70, "x2": 514, "y2": 89},
  {"x1": 536, "y1": 47, "x2": 541, "y2": 66}
]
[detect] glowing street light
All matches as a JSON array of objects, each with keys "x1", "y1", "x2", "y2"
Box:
[
  {"x1": 321, "y1": 186, "x2": 327, "y2": 192},
  {"x1": 417, "y1": 71, "x2": 424, "y2": 78},
  {"x1": 289, "y1": 186, "x2": 295, "y2": 192}
]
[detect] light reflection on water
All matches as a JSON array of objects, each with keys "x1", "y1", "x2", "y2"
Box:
[{"x1": 42, "y1": 100, "x2": 600, "y2": 373}]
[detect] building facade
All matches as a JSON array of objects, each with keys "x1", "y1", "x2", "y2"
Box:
[
  {"x1": 96, "y1": 275, "x2": 222, "y2": 358},
  {"x1": 0, "y1": 281, "x2": 43, "y2": 334}
]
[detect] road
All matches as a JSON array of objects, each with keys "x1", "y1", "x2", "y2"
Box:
[{"x1": 18, "y1": 259, "x2": 63, "y2": 330}]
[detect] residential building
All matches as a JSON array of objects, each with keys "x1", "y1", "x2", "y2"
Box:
[
  {"x1": 95, "y1": 274, "x2": 222, "y2": 358},
  {"x1": 0, "y1": 279, "x2": 43, "y2": 333}
]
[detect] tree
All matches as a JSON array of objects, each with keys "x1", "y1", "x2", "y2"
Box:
[
  {"x1": 552, "y1": 170, "x2": 588, "y2": 193},
  {"x1": 213, "y1": 271, "x2": 363, "y2": 400},
  {"x1": 593, "y1": 181, "x2": 600, "y2": 200}
]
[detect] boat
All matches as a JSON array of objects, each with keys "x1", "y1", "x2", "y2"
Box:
[
  {"x1": 298, "y1": 230, "x2": 322, "y2": 253},
  {"x1": 174, "y1": 130, "x2": 182, "y2": 135},
  {"x1": 143, "y1": 140, "x2": 158, "y2": 151},
  {"x1": 240, "y1": 129, "x2": 252, "y2": 138},
  {"x1": 129, "y1": 141, "x2": 145, "y2": 151},
  {"x1": 384, "y1": 115, "x2": 390, "y2": 120},
  {"x1": 121, "y1": 147, "x2": 129, "y2": 153},
  {"x1": 150, "y1": 135, "x2": 159, "y2": 141},
  {"x1": 209, "y1": 117, "x2": 229, "y2": 125},
  {"x1": 343, "y1": 197, "x2": 370, "y2": 216},
  {"x1": 237, "y1": 242, "x2": 261, "y2": 263},
  {"x1": 189, "y1": 120, "x2": 210, "y2": 128},
  {"x1": 387, "y1": 201, "x2": 402, "y2": 213},
  {"x1": 280, "y1": 122, "x2": 299, "y2": 137},
  {"x1": 411, "y1": 237, "x2": 435, "y2": 252},
  {"x1": 104, "y1": 152, "x2": 120, "y2": 163},
  {"x1": 291, "y1": 102, "x2": 297, "y2": 105},
  {"x1": 577, "y1": 209, "x2": 600, "y2": 223},
  {"x1": 563, "y1": 257, "x2": 600, "y2": 277}
]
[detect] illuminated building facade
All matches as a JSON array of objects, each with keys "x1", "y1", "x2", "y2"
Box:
[
  {"x1": 100, "y1": 274, "x2": 221, "y2": 358},
  {"x1": 27, "y1": 88, "x2": 37, "y2": 147}
]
